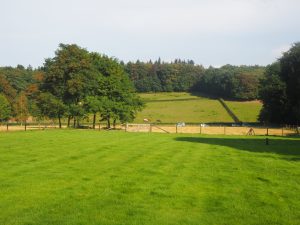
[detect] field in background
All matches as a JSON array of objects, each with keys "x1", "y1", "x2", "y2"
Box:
[
  {"x1": 225, "y1": 100, "x2": 262, "y2": 122},
  {"x1": 135, "y1": 92, "x2": 232, "y2": 123},
  {"x1": 135, "y1": 92, "x2": 262, "y2": 123},
  {"x1": 0, "y1": 130, "x2": 299, "y2": 225}
]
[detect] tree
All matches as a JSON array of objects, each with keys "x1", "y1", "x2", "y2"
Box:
[
  {"x1": 0, "y1": 74, "x2": 17, "y2": 106},
  {"x1": 91, "y1": 53, "x2": 144, "y2": 128},
  {"x1": 259, "y1": 43, "x2": 300, "y2": 125},
  {"x1": 279, "y1": 42, "x2": 300, "y2": 124},
  {"x1": 259, "y1": 63, "x2": 287, "y2": 123},
  {"x1": 0, "y1": 94, "x2": 11, "y2": 123},
  {"x1": 84, "y1": 96, "x2": 103, "y2": 129},
  {"x1": 42, "y1": 44, "x2": 97, "y2": 126},
  {"x1": 37, "y1": 92, "x2": 66, "y2": 128},
  {"x1": 15, "y1": 92, "x2": 29, "y2": 125}
]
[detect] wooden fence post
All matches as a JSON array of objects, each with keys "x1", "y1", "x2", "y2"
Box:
[
  {"x1": 267, "y1": 128, "x2": 269, "y2": 136},
  {"x1": 200, "y1": 125, "x2": 202, "y2": 134},
  {"x1": 176, "y1": 124, "x2": 178, "y2": 134}
]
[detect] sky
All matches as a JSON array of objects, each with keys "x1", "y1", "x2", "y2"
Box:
[{"x1": 1, "y1": 0, "x2": 300, "y2": 68}]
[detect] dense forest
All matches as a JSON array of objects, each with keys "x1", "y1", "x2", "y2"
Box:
[
  {"x1": 0, "y1": 43, "x2": 299, "y2": 125},
  {"x1": 125, "y1": 60, "x2": 265, "y2": 100},
  {"x1": 125, "y1": 59, "x2": 205, "y2": 93}
]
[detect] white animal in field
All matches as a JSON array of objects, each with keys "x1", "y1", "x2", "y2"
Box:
[{"x1": 143, "y1": 118, "x2": 150, "y2": 122}]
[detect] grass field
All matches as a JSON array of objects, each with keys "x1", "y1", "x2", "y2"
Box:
[
  {"x1": 135, "y1": 92, "x2": 262, "y2": 123},
  {"x1": 135, "y1": 92, "x2": 233, "y2": 123},
  {"x1": 225, "y1": 100, "x2": 263, "y2": 122},
  {"x1": 0, "y1": 130, "x2": 299, "y2": 225}
]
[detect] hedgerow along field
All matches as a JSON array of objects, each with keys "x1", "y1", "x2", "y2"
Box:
[
  {"x1": 134, "y1": 92, "x2": 262, "y2": 123},
  {"x1": 0, "y1": 130, "x2": 299, "y2": 225}
]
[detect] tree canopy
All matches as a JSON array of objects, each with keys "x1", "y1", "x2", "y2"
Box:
[
  {"x1": 259, "y1": 43, "x2": 300, "y2": 124},
  {"x1": 0, "y1": 94, "x2": 11, "y2": 122},
  {"x1": 39, "y1": 44, "x2": 143, "y2": 128}
]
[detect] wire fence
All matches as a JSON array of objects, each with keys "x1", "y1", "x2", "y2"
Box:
[
  {"x1": 1, "y1": 122, "x2": 299, "y2": 137},
  {"x1": 125, "y1": 123, "x2": 299, "y2": 136}
]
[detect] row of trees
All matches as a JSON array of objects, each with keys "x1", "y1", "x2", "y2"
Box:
[
  {"x1": 191, "y1": 65, "x2": 265, "y2": 100},
  {"x1": 259, "y1": 43, "x2": 300, "y2": 125},
  {"x1": 125, "y1": 61, "x2": 265, "y2": 100},
  {"x1": 0, "y1": 65, "x2": 34, "y2": 124},
  {"x1": 0, "y1": 44, "x2": 144, "y2": 128},
  {"x1": 125, "y1": 59, "x2": 205, "y2": 92},
  {"x1": 1, "y1": 42, "x2": 299, "y2": 125}
]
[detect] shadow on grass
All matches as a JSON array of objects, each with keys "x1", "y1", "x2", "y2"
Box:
[{"x1": 175, "y1": 136, "x2": 300, "y2": 161}]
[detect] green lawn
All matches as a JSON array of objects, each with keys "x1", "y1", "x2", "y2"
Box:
[
  {"x1": 0, "y1": 130, "x2": 299, "y2": 225},
  {"x1": 135, "y1": 92, "x2": 233, "y2": 123},
  {"x1": 225, "y1": 100, "x2": 263, "y2": 122}
]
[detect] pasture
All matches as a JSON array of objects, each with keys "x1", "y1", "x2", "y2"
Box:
[
  {"x1": 135, "y1": 92, "x2": 232, "y2": 123},
  {"x1": 135, "y1": 92, "x2": 262, "y2": 123},
  {"x1": 225, "y1": 100, "x2": 263, "y2": 122},
  {"x1": 0, "y1": 130, "x2": 299, "y2": 225}
]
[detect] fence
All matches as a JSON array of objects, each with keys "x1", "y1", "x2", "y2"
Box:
[
  {"x1": 1, "y1": 122, "x2": 298, "y2": 137},
  {"x1": 125, "y1": 123, "x2": 298, "y2": 136}
]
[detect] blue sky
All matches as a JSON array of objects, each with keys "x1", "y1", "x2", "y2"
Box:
[{"x1": 1, "y1": 0, "x2": 300, "y2": 68}]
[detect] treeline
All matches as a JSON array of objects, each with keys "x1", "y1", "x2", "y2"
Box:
[
  {"x1": 191, "y1": 65, "x2": 265, "y2": 100},
  {"x1": 0, "y1": 66, "x2": 38, "y2": 123},
  {"x1": 0, "y1": 44, "x2": 143, "y2": 128},
  {"x1": 125, "y1": 59, "x2": 205, "y2": 92},
  {"x1": 1, "y1": 42, "x2": 299, "y2": 126},
  {"x1": 124, "y1": 61, "x2": 265, "y2": 100}
]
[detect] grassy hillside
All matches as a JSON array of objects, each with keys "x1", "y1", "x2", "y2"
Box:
[
  {"x1": 135, "y1": 92, "x2": 232, "y2": 123},
  {"x1": 224, "y1": 100, "x2": 262, "y2": 122},
  {"x1": 0, "y1": 130, "x2": 299, "y2": 225},
  {"x1": 134, "y1": 92, "x2": 262, "y2": 123}
]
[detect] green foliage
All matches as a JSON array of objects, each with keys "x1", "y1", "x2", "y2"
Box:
[
  {"x1": 259, "y1": 43, "x2": 300, "y2": 124},
  {"x1": 0, "y1": 94, "x2": 11, "y2": 122},
  {"x1": 259, "y1": 63, "x2": 287, "y2": 123},
  {"x1": 14, "y1": 91, "x2": 29, "y2": 122},
  {"x1": 0, "y1": 130, "x2": 299, "y2": 225},
  {"x1": 192, "y1": 65, "x2": 264, "y2": 100},
  {"x1": 42, "y1": 43, "x2": 95, "y2": 103},
  {"x1": 125, "y1": 60, "x2": 205, "y2": 92},
  {"x1": 39, "y1": 44, "x2": 143, "y2": 128},
  {"x1": 91, "y1": 53, "x2": 144, "y2": 127},
  {"x1": 0, "y1": 66, "x2": 34, "y2": 92},
  {"x1": 0, "y1": 74, "x2": 17, "y2": 105},
  {"x1": 37, "y1": 92, "x2": 66, "y2": 120},
  {"x1": 279, "y1": 43, "x2": 300, "y2": 123}
]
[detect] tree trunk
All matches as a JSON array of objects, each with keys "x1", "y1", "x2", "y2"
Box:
[
  {"x1": 24, "y1": 120, "x2": 27, "y2": 131},
  {"x1": 113, "y1": 119, "x2": 116, "y2": 129},
  {"x1": 67, "y1": 116, "x2": 71, "y2": 127},
  {"x1": 73, "y1": 118, "x2": 76, "y2": 128},
  {"x1": 77, "y1": 118, "x2": 80, "y2": 128},
  {"x1": 107, "y1": 116, "x2": 110, "y2": 129},
  {"x1": 58, "y1": 116, "x2": 62, "y2": 128},
  {"x1": 93, "y1": 114, "x2": 96, "y2": 129}
]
